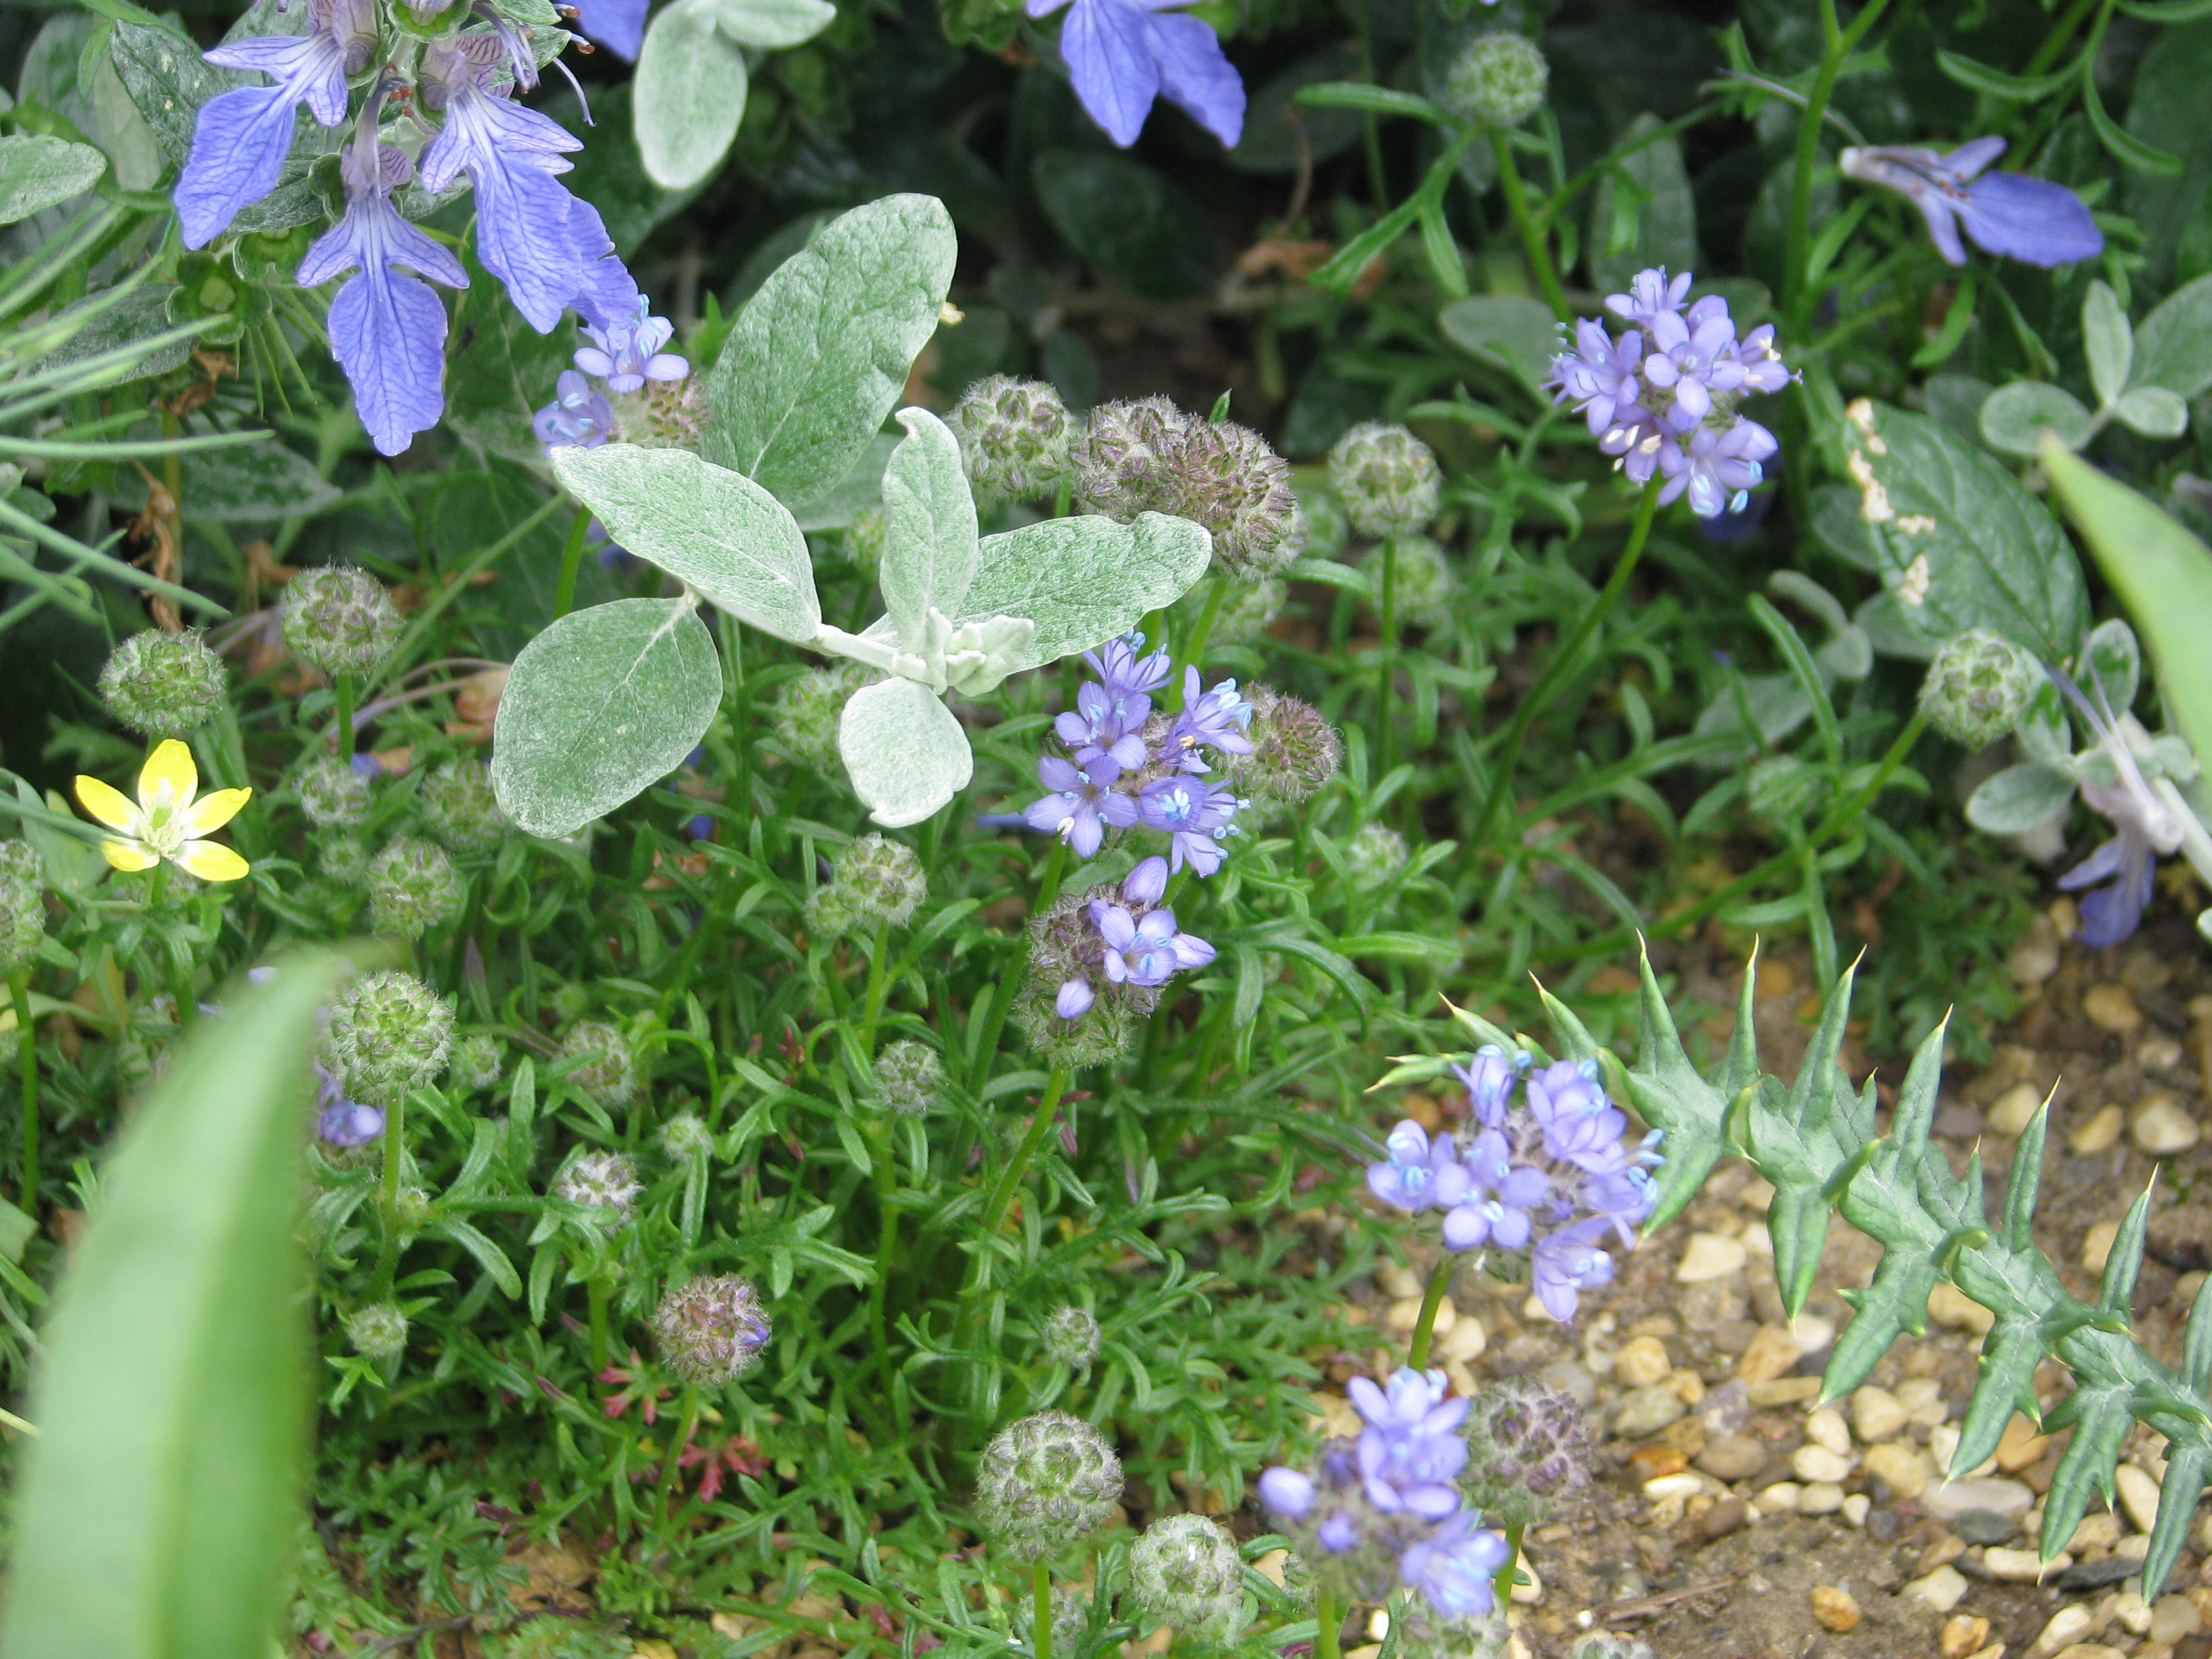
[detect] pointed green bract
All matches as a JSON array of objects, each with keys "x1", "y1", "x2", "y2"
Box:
[{"x1": 838, "y1": 676, "x2": 974, "y2": 828}]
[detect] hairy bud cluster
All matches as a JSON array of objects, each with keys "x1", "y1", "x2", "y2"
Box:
[
  {"x1": 806, "y1": 834, "x2": 927, "y2": 939},
  {"x1": 98, "y1": 628, "x2": 228, "y2": 739},
  {"x1": 1015, "y1": 885, "x2": 1158, "y2": 1068},
  {"x1": 1328, "y1": 424, "x2": 1442, "y2": 539},
  {"x1": 1126, "y1": 1514, "x2": 1248, "y2": 1641},
  {"x1": 1458, "y1": 1378, "x2": 1591, "y2": 1530},
  {"x1": 1919, "y1": 626, "x2": 2036, "y2": 749},
  {"x1": 554, "y1": 1149, "x2": 643, "y2": 1218},
  {"x1": 1223, "y1": 686, "x2": 1343, "y2": 807},
  {"x1": 873, "y1": 1038, "x2": 947, "y2": 1117},
  {"x1": 609, "y1": 376, "x2": 707, "y2": 450},
  {"x1": 346, "y1": 1301, "x2": 409, "y2": 1361},
  {"x1": 1072, "y1": 399, "x2": 1303, "y2": 578},
  {"x1": 281, "y1": 565, "x2": 403, "y2": 678},
  {"x1": 652, "y1": 1273, "x2": 771, "y2": 1385},
  {"x1": 1343, "y1": 823, "x2": 1411, "y2": 893},
  {"x1": 1441, "y1": 32, "x2": 1549, "y2": 129},
  {"x1": 559, "y1": 1020, "x2": 637, "y2": 1108},
  {"x1": 660, "y1": 1110, "x2": 714, "y2": 1159},
  {"x1": 416, "y1": 759, "x2": 507, "y2": 853},
  {"x1": 448, "y1": 1032, "x2": 504, "y2": 1092},
  {"x1": 323, "y1": 970, "x2": 454, "y2": 1109},
  {"x1": 1041, "y1": 1304, "x2": 1102, "y2": 1371},
  {"x1": 0, "y1": 841, "x2": 45, "y2": 975},
  {"x1": 976, "y1": 1409, "x2": 1124, "y2": 1562},
  {"x1": 1363, "y1": 536, "x2": 1457, "y2": 631},
  {"x1": 769, "y1": 661, "x2": 872, "y2": 771},
  {"x1": 368, "y1": 836, "x2": 464, "y2": 939},
  {"x1": 297, "y1": 752, "x2": 373, "y2": 828},
  {"x1": 949, "y1": 375, "x2": 1076, "y2": 501},
  {"x1": 319, "y1": 838, "x2": 370, "y2": 885}
]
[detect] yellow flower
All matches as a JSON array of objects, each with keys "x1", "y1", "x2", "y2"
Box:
[{"x1": 74, "y1": 739, "x2": 252, "y2": 882}]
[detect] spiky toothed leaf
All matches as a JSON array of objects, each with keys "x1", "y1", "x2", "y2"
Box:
[
  {"x1": 1747, "y1": 960, "x2": 1865, "y2": 1317},
  {"x1": 2097, "y1": 1186, "x2": 2154, "y2": 1322},
  {"x1": 2141, "y1": 1446, "x2": 2210, "y2": 1599},
  {"x1": 1531, "y1": 979, "x2": 1601, "y2": 1066},
  {"x1": 1953, "y1": 1323, "x2": 2052, "y2": 1474},
  {"x1": 2038, "y1": 1365, "x2": 2134, "y2": 1559},
  {"x1": 2184, "y1": 1274, "x2": 2212, "y2": 1394},
  {"x1": 1618, "y1": 942, "x2": 1740, "y2": 1231},
  {"x1": 2000, "y1": 1098, "x2": 2053, "y2": 1252}
]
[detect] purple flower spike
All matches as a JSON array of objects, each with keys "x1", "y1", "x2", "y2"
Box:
[
  {"x1": 174, "y1": 0, "x2": 376, "y2": 249},
  {"x1": 298, "y1": 125, "x2": 470, "y2": 457},
  {"x1": 1084, "y1": 632, "x2": 1174, "y2": 702},
  {"x1": 1452, "y1": 1046, "x2": 1521, "y2": 1128},
  {"x1": 1604, "y1": 268, "x2": 1691, "y2": 329},
  {"x1": 534, "y1": 369, "x2": 615, "y2": 450},
  {"x1": 1256, "y1": 1466, "x2": 1315, "y2": 1520},
  {"x1": 575, "y1": 295, "x2": 689, "y2": 392},
  {"x1": 1056, "y1": 678, "x2": 1153, "y2": 770},
  {"x1": 1056, "y1": 977, "x2": 1097, "y2": 1019},
  {"x1": 1525, "y1": 1061, "x2": 1629, "y2": 1173},
  {"x1": 1165, "y1": 667, "x2": 1255, "y2": 772},
  {"x1": 1024, "y1": 0, "x2": 1245, "y2": 149},
  {"x1": 1641, "y1": 305, "x2": 1744, "y2": 425},
  {"x1": 1441, "y1": 1128, "x2": 1549, "y2": 1250},
  {"x1": 1551, "y1": 319, "x2": 1647, "y2": 439},
  {"x1": 1122, "y1": 855, "x2": 1170, "y2": 906},
  {"x1": 1366, "y1": 1120, "x2": 1471, "y2": 1213},
  {"x1": 1840, "y1": 138, "x2": 2103, "y2": 268},
  {"x1": 1399, "y1": 1511, "x2": 1511, "y2": 1621},
  {"x1": 1134, "y1": 775, "x2": 1242, "y2": 875},
  {"x1": 1352, "y1": 1368, "x2": 1469, "y2": 1518},
  {"x1": 1658, "y1": 419, "x2": 1778, "y2": 519},
  {"x1": 1025, "y1": 754, "x2": 1134, "y2": 857},
  {"x1": 1532, "y1": 1216, "x2": 1616, "y2": 1322}
]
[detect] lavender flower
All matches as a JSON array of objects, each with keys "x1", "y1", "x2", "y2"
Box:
[
  {"x1": 1135, "y1": 775, "x2": 1243, "y2": 875},
  {"x1": 1351, "y1": 1369, "x2": 1469, "y2": 1519},
  {"x1": 1551, "y1": 319, "x2": 1645, "y2": 438},
  {"x1": 2050, "y1": 669, "x2": 2187, "y2": 947},
  {"x1": 1088, "y1": 894, "x2": 1215, "y2": 988},
  {"x1": 314, "y1": 1063, "x2": 384, "y2": 1147},
  {"x1": 533, "y1": 369, "x2": 616, "y2": 451},
  {"x1": 571, "y1": 0, "x2": 647, "y2": 58},
  {"x1": 1397, "y1": 1511, "x2": 1511, "y2": 1620},
  {"x1": 1163, "y1": 668, "x2": 1254, "y2": 773},
  {"x1": 1639, "y1": 299, "x2": 1744, "y2": 424},
  {"x1": 1531, "y1": 1216, "x2": 1617, "y2": 1322},
  {"x1": 1256, "y1": 1466, "x2": 1315, "y2": 1519},
  {"x1": 1025, "y1": 754, "x2": 1135, "y2": 857},
  {"x1": 1086, "y1": 632, "x2": 1175, "y2": 703},
  {"x1": 1057, "y1": 680, "x2": 1154, "y2": 770},
  {"x1": 1452, "y1": 1046, "x2": 1522, "y2": 1128},
  {"x1": 575, "y1": 296, "x2": 689, "y2": 392},
  {"x1": 298, "y1": 120, "x2": 470, "y2": 457},
  {"x1": 1027, "y1": 857, "x2": 1212, "y2": 1045},
  {"x1": 1366, "y1": 1120, "x2": 1471, "y2": 1213},
  {"x1": 1839, "y1": 138, "x2": 2103, "y2": 268},
  {"x1": 1524, "y1": 1061, "x2": 1629, "y2": 1174},
  {"x1": 1441, "y1": 1128, "x2": 1547, "y2": 1250},
  {"x1": 175, "y1": 0, "x2": 376, "y2": 249},
  {"x1": 1605, "y1": 268, "x2": 1692, "y2": 329},
  {"x1": 1023, "y1": 0, "x2": 1245, "y2": 149}
]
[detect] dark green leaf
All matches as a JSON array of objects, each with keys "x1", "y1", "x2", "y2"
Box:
[{"x1": 1030, "y1": 150, "x2": 1221, "y2": 302}]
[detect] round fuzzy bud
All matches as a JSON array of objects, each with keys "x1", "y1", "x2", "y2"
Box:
[
  {"x1": 346, "y1": 1301, "x2": 409, "y2": 1360},
  {"x1": 554, "y1": 1149, "x2": 643, "y2": 1217},
  {"x1": 98, "y1": 628, "x2": 226, "y2": 739},
  {"x1": 1361, "y1": 535, "x2": 1456, "y2": 630},
  {"x1": 1041, "y1": 1305, "x2": 1101, "y2": 1371},
  {"x1": 559, "y1": 1020, "x2": 637, "y2": 1108},
  {"x1": 652, "y1": 1273, "x2": 771, "y2": 1385},
  {"x1": 448, "y1": 1032, "x2": 504, "y2": 1092},
  {"x1": 804, "y1": 882, "x2": 862, "y2": 941},
  {"x1": 844, "y1": 506, "x2": 889, "y2": 576},
  {"x1": 873, "y1": 1039, "x2": 946, "y2": 1117},
  {"x1": 660, "y1": 1110, "x2": 714, "y2": 1159},
  {"x1": 769, "y1": 661, "x2": 870, "y2": 771},
  {"x1": 1343, "y1": 822, "x2": 1410, "y2": 893},
  {"x1": 1328, "y1": 424, "x2": 1442, "y2": 539},
  {"x1": 1015, "y1": 1589, "x2": 1090, "y2": 1656},
  {"x1": 1459, "y1": 1377, "x2": 1591, "y2": 1530},
  {"x1": 1296, "y1": 484, "x2": 1352, "y2": 562},
  {"x1": 367, "y1": 836, "x2": 464, "y2": 939},
  {"x1": 1169, "y1": 420, "x2": 1304, "y2": 578},
  {"x1": 319, "y1": 837, "x2": 369, "y2": 886},
  {"x1": 297, "y1": 752, "x2": 372, "y2": 828},
  {"x1": 1442, "y1": 33, "x2": 1549, "y2": 129},
  {"x1": 547, "y1": 982, "x2": 591, "y2": 1023},
  {"x1": 416, "y1": 759, "x2": 506, "y2": 853},
  {"x1": 609, "y1": 376, "x2": 706, "y2": 450},
  {"x1": 1214, "y1": 576, "x2": 1286, "y2": 648},
  {"x1": 1919, "y1": 626, "x2": 2036, "y2": 749},
  {"x1": 830, "y1": 834, "x2": 926, "y2": 930},
  {"x1": 1227, "y1": 686, "x2": 1343, "y2": 806},
  {"x1": 1073, "y1": 396, "x2": 1191, "y2": 521},
  {"x1": 976, "y1": 1409, "x2": 1124, "y2": 1561},
  {"x1": 323, "y1": 969, "x2": 455, "y2": 1107},
  {"x1": 281, "y1": 565, "x2": 403, "y2": 678},
  {"x1": 950, "y1": 375, "x2": 1075, "y2": 501},
  {"x1": 1126, "y1": 1515, "x2": 1248, "y2": 1641},
  {"x1": 0, "y1": 841, "x2": 46, "y2": 975},
  {"x1": 394, "y1": 1185, "x2": 433, "y2": 1229}
]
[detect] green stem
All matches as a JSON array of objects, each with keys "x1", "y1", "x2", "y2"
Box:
[
  {"x1": 1032, "y1": 1562, "x2": 1053, "y2": 1659},
  {"x1": 1315, "y1": 1589, "x2": 1341, "y2": 1659},
  {"x1": 1492, "y1": 1521, "x2": 1525, "y2": 1616},
  {"x1": 1376, "y1": 535, "x2": 1399, "y2": 778},
  {"x1": 1406, "y1": 1254, "x2": 1452, "y2": 1371},
  {"x1": 588, "y1": 1272, "x2": 612, "y2": 1375},
  {"x1": 1467, "y1": 478, "x2": 1661, "y2": 856},
  {"x1": 965, "y1": 841, "x2": 1067, "y2": 1095},
  {"x1": 956, "y1": 1065, "x2": 1072, "y2": 1368},
  {"x1": 332, "y1": 671, "x2": 355, "y2": 760},
  {"x1": 12, "y1": 970, "x2": 35, "y2": 1216},
  {"x1": 659, "y1": 1380, "x2": 702, "y2": 1505},
  {"x1": 2022, "y1": 0, "x2": 2100, "y2": 77},
  {"x1": 554, "y1": 505, "x2": 591, "y2": 620},
  {"x1": 869, "y1": 1178, "x2": 903, "y2": 1409},
  {"x1": 1490, "y1": 130, "x2": 1570, "y2": 323},
  {"x1": 1784, "y1": 0, "x2": 1893, "y2": 331},
  {"x1": 372, "y1": 1087, "x2": 406, "y2": 1298},
  {"x1": 859, "y1": 920, "x2": 893, "y2": 1060},
  {"x1": 1176, "y1": 576, "x2": 1229, "y2": 689}
]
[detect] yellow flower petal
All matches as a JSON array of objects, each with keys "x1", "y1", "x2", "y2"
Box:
[
  {"x1": 100, "y1": 837, "x2": 160, "y2": 872},
  {"x1": 75, "y1": 775, "x2": 142, "y2": 834},
  {"x1": 175, "y1": 840, "x2": 249, "y2": 882},
  {"x1": 138, "y1": 739, "x2": 199, "y2": 814},
  {"x1": 180, "y1": 787, "x2": 252, "y2": 837}
]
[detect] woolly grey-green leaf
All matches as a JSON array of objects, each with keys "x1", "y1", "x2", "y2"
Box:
[
  {"x1": 878, "y1": 407, "x2": 981, "y2": 651},
  {"x1": 957, "y1": 513, "x2": 1210, "y2": 675},
  {"x1": 838, "y1": 677, "x2": 973, "y2": 829},
  {"x1": 633, "y1": 0, "x2": 747, "y2": 191}
]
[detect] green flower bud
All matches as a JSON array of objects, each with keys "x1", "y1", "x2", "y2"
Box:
[
  {"x1": 367, "y1": 836, "x2": 464, "y2": 939},
  {"x1": 553, "y1": 1149, "x2": 642, "y2": 1218},
  {"x1": 1343, "y1": 823, "x2": 1410, "y2": 893},
  {"x1": 1919, "y1": 627, "x2": 2036, "y2": 749},
  {"x1": 1225, "y1": 687, "x2": 1343, "y2": 807},
  {"x1": 281, "y1": 565, "x2": 403, "y2": 678},
  {"x1": 1360, "y1": 535, "x2": 1456, "y2": 629},
  {"x1": 808, "y1": 834, "x2": 926, "y2": 937},
  {"x1": 1459, "y1": 1377, "x2": 1591, "y2": 1531},
  {"x1": 346, "y1": 1301, "x2": 409, "y2": 1360},
  {"x1": 976, "y1": 1409, "x2": 1123, "y2": 1561},
  {"x1": 98, "y1": 628, "x2": 227, "y2": 740},
  {"x1": 609, "y1": 377, "x2": 706, "y2": 450},
  {"x1": 1170, "y1": 419, "x2": 1305, "y2": 579},
  {"x1": 651, "y1": 1273, "x2": 771, "y2": 1384},
  {"x1": 393, "y1": 1185, "x2": 433, "y2": 1229},
  {"x1": 547, "y1": 982, "x2": 592, "y2": 1023},
  {"x1": 872, "y1": 1038, "x2": 947, "y2": 1116},
  {"x1": 1442, "y1": 33, "x2": 1549, "y2": 129},
  {"x1": 950, "y1": 374, "x2": 1076, "y2": 501},
  {"x1": 769, "y1": 661, "x2": 871, "y2": 771},
  {"x1": 660, "y1": 1110, "x2": 714, "y2": 1159},
  {"x1": 1041, "y1": 1305, "x2": 1101, "y2": 1370},
  {"x1": 448, "y1": 1032, "x2": 504, "y2": 1091},
  {"x1": 0, "y1": 841, "x2": 46, "y2": 976},
  {"x1": 415, "y1": 758, "x2": 506, "y2": 854},
  {"x1": 319, "y1": 837, "x2": 370, "y2": 885},
  {"x1": 558, "y1": 1019, "x2": 636, "y2": 1108},
  {"x1": 322, "y1": 969, "x2": 455, "y2": 1107},
  {"x1": 297, "y1": 752, "x2": 372, "y2": 828},
  {"x1": 1328, "y1": 424, "x2": 1442, "y2": 539},
  {"x1": 1126, "y1": 1515, "x2": 1248, "y2": 1641}
]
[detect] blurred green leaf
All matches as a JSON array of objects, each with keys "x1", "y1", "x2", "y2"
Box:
[
  {"x1": 634, "y1": 0, "x2": 747, "y2": 192},
  {"x1": 1031, "y1": 150, "x2": 1221, "y2": 302},
  {"x1": 1587, "y1": 115, "x2": 1696, "y2": 300},
  {"x1": 1978, "y1": 380, "x2": 2093, "y2": 455},
  {"x1": 0, "y1": 135, "x2": 105, "y2": 224}
]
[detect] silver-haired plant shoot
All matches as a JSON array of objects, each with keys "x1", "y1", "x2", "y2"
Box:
[{"x1": 9, "y1": 0, "x2": 2212, "y2": 1656}]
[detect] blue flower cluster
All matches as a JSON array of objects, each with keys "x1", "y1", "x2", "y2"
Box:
[
  {"x1": 1548, "y1": 267, "x2": 1790, "y2": 518},
  {"x1": 1368, "y1": 1048, "x2": 1660, "y2": 1322},
  {"x1": 1050, "y1": 855, "x2": 1215, "y2": 1020},
  {"x1": 175, "y1": 0, "x2": 656, "y2": 456},
  {"x1": 1256, "y1": 1368, "x2": 1511, "y2": 1623}
]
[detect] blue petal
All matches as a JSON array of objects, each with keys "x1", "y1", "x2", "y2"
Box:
[
  {"x1": 1145, "y1": 10, "x2": 1243, "y2": 147},
  {"x1": 328, "y1": 266, "x2": 452, "y2": 457},
  {"x1": 1910, "y1": 192, "x2": 1967, "y2": 266},
  {"x1": 472, "y1": 161, "x2": 587, "y2": 332},
  {"x1": 1061, "y1": 0, "x2": 1160, "y2": 148},
  {"x1": 174, "y1": 85, "x2": 298, "y2": 249},
  {"x1": 569, "y1": 199, "x2": 640, "y2": 331},
  {"x1": 573, "y1": 0, "x2": 648, "y2": 60},
  {"x1": 1959, "y1": 172, "x2": 2104, "y2": 268}
]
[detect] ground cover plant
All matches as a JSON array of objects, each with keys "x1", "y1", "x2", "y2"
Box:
[{"x1": 8, "y1": 0, "x2": 2212, "y2": 1655}]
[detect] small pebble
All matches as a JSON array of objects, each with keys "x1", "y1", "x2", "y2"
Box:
[
  {"x1": 1997, "y1": 1414, "x2": 2051, "y2": 1473},
  {"x1": 1613, "y1": 1335, "x2": 1671, "y2": 1388},
  {"x1": 1793, "y1": 1444, "x2": 1853, "y2": 1484},
  {"x1": 1940, "y1": 1614, "x2": 1991, "y2": 1659},
  {"x1": 2116, "y1": 1462, "x2": 2163, "y2": 1534},
  {"x1": 2069, "y1": 1103, "x2": 2125, "y2": 1155},
  {"x1": 1952, "y1": 1507, "x2": 2019, "y2": 1547},
  {"x1": 1611, "y1": 1385, "x2": 1687, "y2": 1439},
  {"x1": 2111, "y1": 1589, "x2": 2154, "y2": 1636},
  {"x1": 2131, "y1": 1092, "x2": 2202, "y2": 1156},
  {"x1": 2140, "y1": 1033, "x2": 2185, "y2": 1071},
  {"x1": 1841, "y1": 1492, "x2": 1870, "y2": 1526},
  {"x1": 2083, "y1": 1220, "x2": 2119, "y2": 1273},
  {"x1": 1798, "y1": 1481, "x2": 1845, "y2": 1515},
  {"x1": 1988, "y1": 1081, "x2": 2045, "y2": 1136},
  {"x1": 1809, "y1": 1585, "x2": 1859, "y2": 1633},
  {"x1": 1926, "y1": 1477, "x2": 2035, "y2": 1520},
  {"x1": 1866, "y1": 1507, "x2": 1900, "y2": 1541},
  {"x1": 2084, "y1": 983, "x2": 2144, "y2": 1034},
  {"x1": 1700, "y1": 1496, "x2": 1746, "y2": 1539},
  {"x1": 1735, "y1": 1325, "x2": 1801, "y2": 1384},
  {"x1": 1788, "y1": 1311, "x2": 1836, "y2": 1354},
  {"x1": 2152, "y1": 1592, "x2": 2202, "y2": 1643},
  {"x1": 1538, "y1": 1359, "x2": 1597, "y2": 1408},
  {"x1": 1851, "y1": 1385, "x2": 1908, "y2": 1445},
  {"x1": 1676, "y1": 1233, "x2": 1748, "y2": 1284},
  {"x1": 1696, "y1": 1433, "x2": 1768, "y2": 1482},
  {"x1": 1903, "y1": 1563, "x2": 1969, "y2": 1613},
  {"x1": 1747, "y1": 1376, "x2": 1822, "y2": 1406},
  {"x1": 2009, "y1": 916, "x2": 2061, "y2": 985},
  {"x1": 1929, "y1": 1282, "x2": 1996, "y2": 1334},
  {"x1": 1985, "y1": 1545, "x2": 2068, "y2": 1581},
  {"x1": 1862, "y1": 1442, "x2": 1932, "y2": 1500},
  {"x1": 1755, "y1": 1481, "x2": 1801, "y2": 1515},
  {"x1": 1896, "y1": 1376, "x2": 1948, "y2": 1427},
  {"x1": 1805, "y1": 1406, "x2": 1851, "y2": 1457},
  {"x1": 2030, "y1": 1604, "x2": 2093, "y2": 1657},
  {"x1": 1439, "y1": 1315, "x2": 1486, "y2": 1362}
]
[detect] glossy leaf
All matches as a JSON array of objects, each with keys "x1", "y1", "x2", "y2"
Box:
[
  {"x1": 2133, "y1": 272, "x2": 2212, "y2": 398},
  {"x1": 1588, "y1": 115, "x2": 1697, "y2": 301}
]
